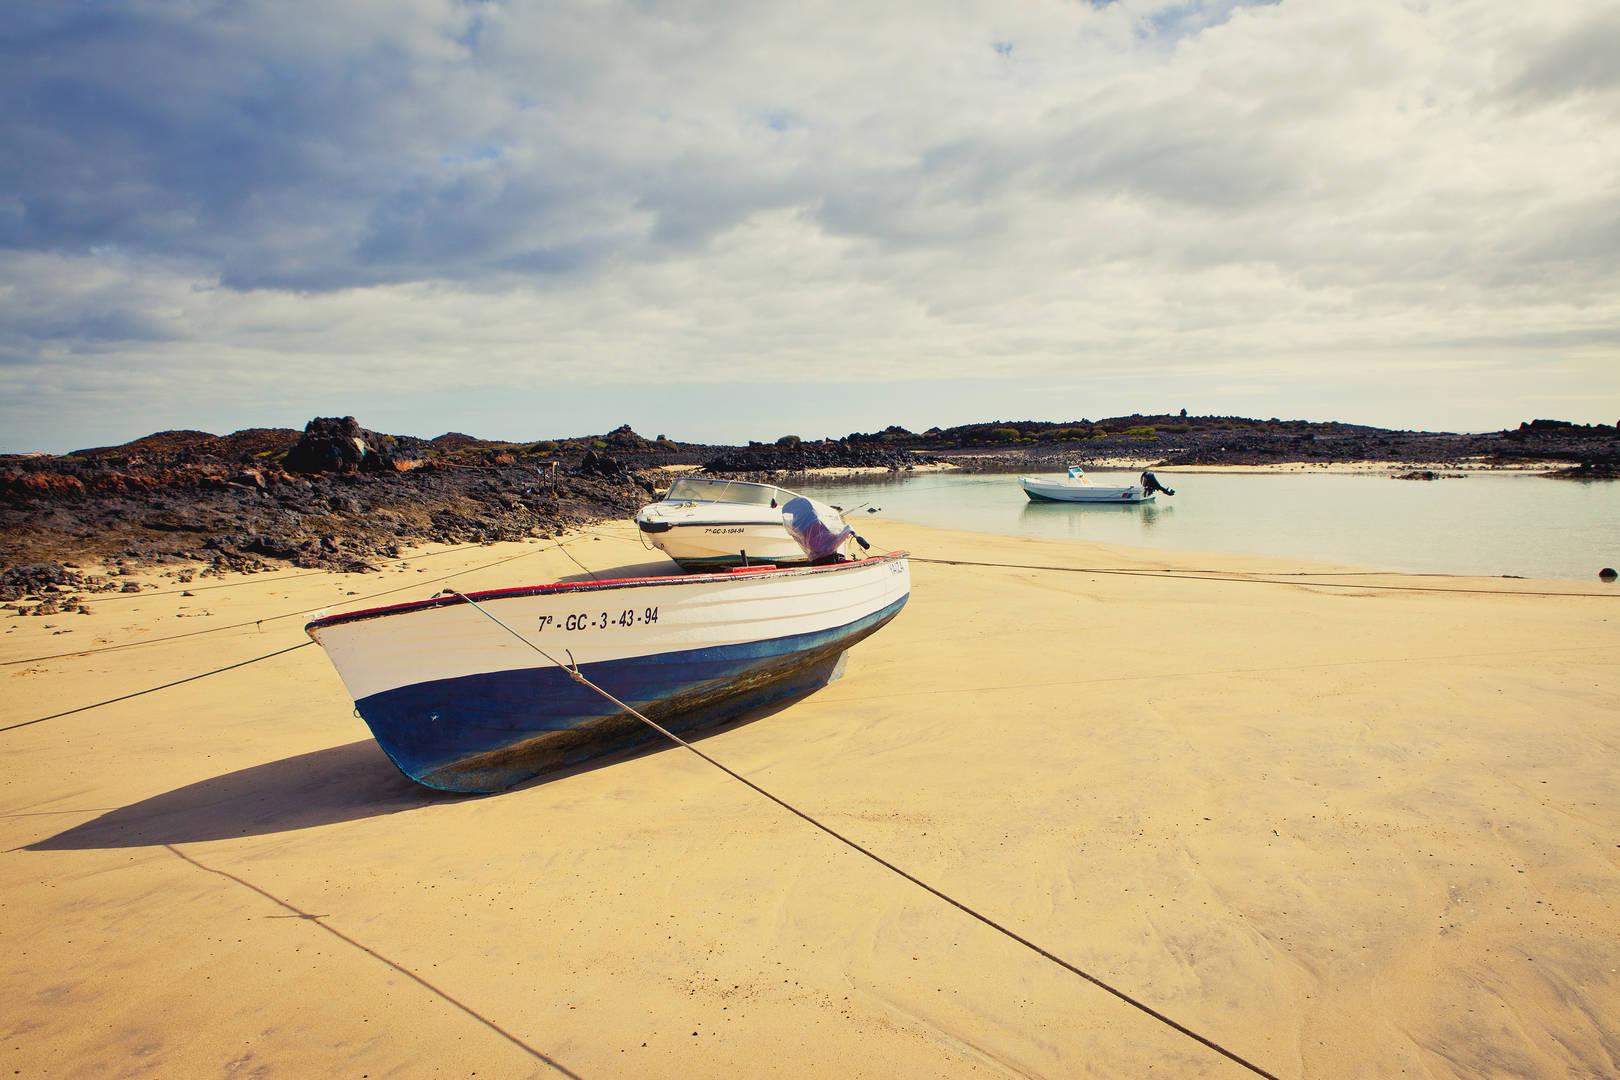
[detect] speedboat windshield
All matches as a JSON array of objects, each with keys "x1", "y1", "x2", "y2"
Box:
[{"x1": 664, "y1": 477, "x2": 796, "y2": 507}]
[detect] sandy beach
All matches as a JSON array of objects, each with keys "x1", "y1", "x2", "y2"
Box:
[{"x1": 3, "y1": 520, "x2": 1617, "y2": 1078}]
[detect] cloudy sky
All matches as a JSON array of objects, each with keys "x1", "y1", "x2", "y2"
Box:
[{"x1": 4, "y1": 0, "x2": 1618, "y2": 451}]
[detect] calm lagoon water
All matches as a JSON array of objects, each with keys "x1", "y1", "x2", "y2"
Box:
[{"x1": 798, "y1": 470, "x2": 1620, "y2": 580}]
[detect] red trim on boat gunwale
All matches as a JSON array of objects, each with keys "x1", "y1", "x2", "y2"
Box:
[
  {"x1": 638, "y1": 518, "x2": 787, "y2": 529},
  {"x1": 304, "y1": 551, "x2": 909, "y2": 633}
]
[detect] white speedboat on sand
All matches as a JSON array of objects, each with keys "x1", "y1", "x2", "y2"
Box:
[{"x1": 636, "y1": 477, "x2": 811, "y2": 569}]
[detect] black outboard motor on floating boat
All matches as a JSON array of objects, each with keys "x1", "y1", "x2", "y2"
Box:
[{"x1": 1140, "y1": 471, "x2": 1175, "y2": 497}]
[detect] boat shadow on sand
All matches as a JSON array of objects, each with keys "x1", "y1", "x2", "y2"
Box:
[
  {"x1": 28, "y1": 693, "x2": 814, "y2": 852},
  {"x1": 556, "y1": 556, "x2": 677, "y2": 582}
]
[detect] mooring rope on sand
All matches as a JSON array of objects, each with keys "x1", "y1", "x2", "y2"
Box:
[
  {"x1": 910, "y1": 556, "x2": 1618, "y2": 599},
  {"x1": 447, "y1": 587, "x2": 1284, "y2": 1079},
  {"x1": 0, "y1": 641, "x2": 316, "y2": 733}
]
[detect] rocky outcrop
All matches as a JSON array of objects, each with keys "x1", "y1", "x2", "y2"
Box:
[
  {"x1": 1544, "y1": 461, "x2": 1620, "y2": 480},
  {"x1": 1391, "y1": 470, "x2": 1466, "y2": 481},
  {"x1": 575, "y1": 450, "x2": 633, "y2": 482},
  {"x1": 1, "y1": 470, "x2": 87, "y2": 496},
  {"x1": 0, "y1": 563, "x2": 128, "y2": 613},
  {"x1": 599, "y1": 424, "x2": 658, "y2": 452},
  {"x1": 283, "y1": 416, "x2": 390, "y2": 474}
]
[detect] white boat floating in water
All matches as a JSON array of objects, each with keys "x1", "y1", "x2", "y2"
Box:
[
  {"x1": 636, "y1": 476, "x2": 813, "y2": 569},
  {"x1": 1020, "y1": 466, "x2": 1175, "y2": 504},
  {"x1": 307, "y1": 550, "x2": 910, "y2": 792}
]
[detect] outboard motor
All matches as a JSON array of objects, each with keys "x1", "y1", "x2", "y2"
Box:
[
  {"x1": 1140, "y1": 470, "x2": 1175, "y2": 497},
  {"x1": 782, "y1": 496, "x2": 865, "y2": 563}
]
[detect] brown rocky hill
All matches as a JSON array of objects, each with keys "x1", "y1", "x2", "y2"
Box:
[{"x1": 1, "y1": 417, "x2": 687, "y2": 575}]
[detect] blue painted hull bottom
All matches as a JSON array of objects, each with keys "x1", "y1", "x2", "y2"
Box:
[{"x1": 355, "y1": 596, "x2": 908, "y2": 793}]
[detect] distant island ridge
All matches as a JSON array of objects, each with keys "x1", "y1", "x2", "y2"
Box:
[{"x1": 13, "y1": 411, "x2": 1620, "y2": 469}]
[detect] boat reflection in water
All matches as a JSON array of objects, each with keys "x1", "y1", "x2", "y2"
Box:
[{"x1": 1021, "y1": 498, "x2": 1171, "y2": 532}]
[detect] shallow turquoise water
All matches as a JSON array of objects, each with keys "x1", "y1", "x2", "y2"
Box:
[{"x1": 799, "y1": 470, "x2": 1620, "y2": 580}]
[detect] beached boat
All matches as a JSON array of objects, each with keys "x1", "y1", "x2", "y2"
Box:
[
  {"x1": 1020, "y1": 467, "x2": 1174, "y2": 504},
  {"x1": 306, "y1": 552, "x2": 911, "y2": 792},
  {"x1": 636, "y1": 476, "x2": 809, "y2": 569}
]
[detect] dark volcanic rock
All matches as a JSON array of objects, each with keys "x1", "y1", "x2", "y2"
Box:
[
  {"x1": 575, "y1": 450, "x2": 631, "y2": 481},
  {"x1": 912, "y1": 414, "x2": 1620, "y2": 472},
  {"x1": 282, "y1": 417, "x2": 433, "y2": 475},
  {"x1": 704, "y1": 440, "x2": 921, "y2": 474},
  {"x1": 2, "y1": 415, "x2": 665, "y2": 573},
  {"x1": 239, "y1": 534, "x2": 305, "y2": 561},
  {"x1": 600, "y1": 424, "x2": 656, "y2": 452},
  {"x1": 0, "y1": 563, "x2": 118, "y2": 602},
  {"x1": 1545, "y1": 461, "x2": 1620, "y2": 480},
  {"x1": 1, "y1": 470, "x2": 87, "y2": 497},
  {"x1": 284, "y1": 416, "x2": 382, "y2": 474}
]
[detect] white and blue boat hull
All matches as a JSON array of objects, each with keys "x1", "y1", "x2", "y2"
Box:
[
  {"x1": 307, "y1": 554, "x2": 910, "y2": 792},
  {"x1": 1020, "y1": 475, "x2": 1154, "y2": 503}
]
